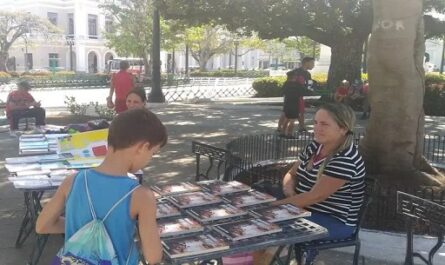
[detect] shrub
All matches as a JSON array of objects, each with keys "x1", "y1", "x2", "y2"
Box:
[
  {"x1": 190, "y1": 70, "x2": 269, "y2": 78},
  {"x1": 311, "y1": 72, "x2": 328, "y2": 88},
  {"x1": 425, "y1": 72, "x2": 445, "y2": 85},
  {"x1": 0, "y1": 71, "x2": 11, "y2": 78},
  {"x1": 252, "y1": 76, "x2": 286, "y2": 97},
  {"x1": 64, "y1": 96, "x2": 89, "y2": 116}
]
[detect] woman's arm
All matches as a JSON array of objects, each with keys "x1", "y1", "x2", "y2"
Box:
[
  {"x1": 133, "y1": 187, "x2": 163, "y2": 265},
  {"x1": 107, "y1": 75, "x2": 115, "y2": 108},
  {"x1": 282, "y1": 161, "x2": 300, "y2": 197},
  {"x1": 36, "y1": 175, "x2": 74, "y2": 234},
  {"x1": 275, "y1": 175, "x2": 346, "y2": 208}
]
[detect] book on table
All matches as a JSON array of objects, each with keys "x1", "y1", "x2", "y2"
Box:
[
  {"x1": 5, "y1": 153, "x2": 71, "y2": 164},
  {"x1": 222, "y1": 190, "x2": 276, "y2": 208},
  {"x1": 162, "y1": 231, "x2": 230, "y2": 259},
  {"x1": 213, "y1": 218, "x2": 282, "y2": 241},
  {"x1": 158, "y1": 217, "x2": 204, "y2": 237},
  {"x1": 186, "y1": 204, "x2": 248, "y2": 223},
  {"x1": 167, "y1": 191, "x2": 222, "y2": 209},
  {"x1": 151, "y1": 182, "x2": 201, "y2": 196},
  {"x1": 12, "y1": 179, "x2": 52, "y2": 189},
  {"x1": 250, "y1": 204, "x2": 311, "y2": 223},
  {"x1": 197, "y1": 180, "x2": 251, "y2": 195},
  {"x1": 5, "y1": 163, "x2": 41, "y2": 173},
  {"x1": 157, "y1": 202, "x2": 181, "y2": 219}
]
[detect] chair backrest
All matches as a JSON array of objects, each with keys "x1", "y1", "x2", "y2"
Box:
[
  {"x1": 397, "y1": 191, "x2": 445, "y2": 229},
  {"x1": 352, "y1": 177, "x2": 377, "y2": 238},
  {"x1": 192, "y1": 141, "x2": 232, "y2": 181}
]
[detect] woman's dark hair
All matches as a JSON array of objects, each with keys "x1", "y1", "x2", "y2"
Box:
[
  {"x1": 108, "y1": 108, "x2": 167, "y2": 150},
  {"x1": 126, "y1": 88, "x2": 147, "y2": 102}
]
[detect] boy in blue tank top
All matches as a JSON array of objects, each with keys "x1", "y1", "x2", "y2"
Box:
[{"x1": 36, "y1": 108, "x2": 167, "y2": 265}]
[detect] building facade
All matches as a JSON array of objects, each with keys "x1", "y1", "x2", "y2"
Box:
[{"x1": 1, "y1": 0, "x2": 116, "y2": 73}]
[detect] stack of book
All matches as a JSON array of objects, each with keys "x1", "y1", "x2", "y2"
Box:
[
  {"x1": 19, "y1": 134, "x2": 50, "y2": 155},
  {"x1": 158, "y1": 217, "x2": 204, "y2": 237},
  {"x1": 223, "y1": 190, "x2": 276, "y2": 208},
  {"x1": 157, "y1": 202, "x2": 181, "y2": 219},
  {"x1": 250, "y1": 204, "x2": 311, "y2": 223},
  {"x1": 151, "y1": 182, "x2": 201, "y2": 196},
  {"x1": 167, "y1": 191, "x2": 222, "y2": 209},
  {"x1": 213, "y1": 219, "x2": 282, "y2": 241},
  {"x1": 186, "y1": 204, "x2": 248, "y2": 223},
  {"x1": 162, "y1": 231, "x2": 229, "y2": 259},
  {"x1": 197, "y1": 180, "x2": 251, "y2": 195}
]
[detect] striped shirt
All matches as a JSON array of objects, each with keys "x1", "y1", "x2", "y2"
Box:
[{"x1": 295, "y1": 141, "x2": 366, "y2": 226}]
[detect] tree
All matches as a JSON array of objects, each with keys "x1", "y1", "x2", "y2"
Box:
[
  {"x1": 100, "y1": 0, "x2": 153, "y2": 75},
  {"x1": 184, "y1": 24, "x2": 232, "y2": 71},
  {"x1": 161, "y1": 0, "x2": 445, "y2": 89},
  {"x1": 361, "y1": 0, "x2": 445, "y2": 187},
  {"x1": 282, "y1": 36, "x2": 320, "y2": 59},
  {"x1": 0, "y1": 11, "x2": 58, "y2": 72}
]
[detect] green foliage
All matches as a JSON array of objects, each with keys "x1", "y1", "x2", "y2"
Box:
[
  {"x1": 64, "y1": 96, "x2": 89, "y2": 116},
  {"x1": 425, "y1": 72, "x2": 445, "y2": 84},
  {"x1": 0, "y1": 71, "x2": 11, "y2": 78},
  {"x1": 91, "y1": 102, "x2": 116, "y2": 119},
  {"x1": 424, "y1": 80, "x2": 445, "y2": 116},
  {"x1": 282, "y1": 37, "x2": 320, "y2": 59},
  {"x1": 190, "y1": 70, "x2": 269, "y2": 78},
  {"x1": 252, "y1": 76, "x2": 286, "y2": 97}
]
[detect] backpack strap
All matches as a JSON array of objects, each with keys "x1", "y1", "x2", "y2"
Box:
[
  {"x1": 84, "y1": 170, "x2": 140, "y2": 222},
  {"x1": 103, "y1": 183, "x2": 140, "y2": 222},
  {"x1": 84, "y1": 170, "x2": 97, "y2": 220}
]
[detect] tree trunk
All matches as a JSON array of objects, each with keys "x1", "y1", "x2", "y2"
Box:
[
  {"x1": 0, "y1": 51, "x2": 8, "y2": 72},
  {"x1": 327, "y1": 38, "x2": 365, "y2": 90},
  {"x1": 360, "y1": 0, "x2": 445, "y2": 187}
]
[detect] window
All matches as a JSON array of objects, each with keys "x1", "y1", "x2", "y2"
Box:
[
  {"x1": 49, "y1": 53, "x2": 59, "y2": 68},
  {"x1": 47, "y1": 12, "x2": 58, "y2": 26},
  {"x1": 88, "y1": 14, "x2": 98, "y2": 39},
  {"x1": 105, "y1": 16, "x2": 113, "y2": 33},
  {"x1": 68, "y1": 13, "x2": 74, "y2": 36}
]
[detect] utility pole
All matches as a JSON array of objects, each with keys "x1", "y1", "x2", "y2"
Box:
[
  {"x1": 148, "y1": 0, "x2": 165, "y2": 102},
  {"x1": 440, "y1": 37, "x2": 444, "y2": 74}
]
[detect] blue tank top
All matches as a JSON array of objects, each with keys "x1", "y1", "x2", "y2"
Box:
[{"x1": 65, "y1": 169, "x2": 140, "y2": 265}]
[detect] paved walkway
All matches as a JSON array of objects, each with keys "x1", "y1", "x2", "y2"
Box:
[{"x1": 0, "y1": 98, "x2": 444, "y2": 265}]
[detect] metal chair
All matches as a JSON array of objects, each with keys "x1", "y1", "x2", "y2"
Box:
[
  {"x1": 285, "y1": 177, "x2": 377, "y2": 265},
  {"x1": 192, "y1": 141, "x2": 234, "y2": 182},
  {"x1": 397, "y1": 191, "x2": 445, "y2": 265}
]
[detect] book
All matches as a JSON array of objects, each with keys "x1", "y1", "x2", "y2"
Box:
[
  {"x1": 158, "y1": 217, "x2": 204, "y2": 237},
  {"x1": 67, "y1": 157, "x2": 104, "y2": 169},
  {"x1": 223, "y1": 190, "x2": 276, "y2": 208},
  {"x1": 168, "y1": 192, "x2": 222, "y2": 209},
  {"x1": 8, "y1": 175, "x2": 50, "y2": 181},
  {"x1": 250, "y1": 204, "x2": 311, "y2": 223},
  {"x1": 157, "y1": 202, "x2": 181, "y2": 219},
  {"x1": 198, "y1": 180, "x2": 251, "y2": 195},
  {"x1": 214, "y1": 219, "x2": 282, "y2": 241},
  {"x1": 162, "y1": 231, "x2": 230, "y2": 259},
  {"x1": 15, "y1": 169, "x2": 51, "y2": 177},
  {"x1": 5, "y1": 163, "x2": 41, "y2": 173},
  {"x1": 40, "y1": 162, "x2": 68, "y2": 171},
  {"x1": 5, "y1": 154, "x2": 71, "y2": 164},
  {"x1": 151, "y1": 182, "x2": 201, "y2": 196},
  {"x1": 186, "y1": 204, "x2": 248, "y2": 223},
  {"x1": 12, "y1": 179, "x2": 52, "y2": 189}
]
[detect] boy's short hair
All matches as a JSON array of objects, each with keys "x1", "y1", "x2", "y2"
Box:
[
  {"x1": 302, "y1": 57, "x2": 315, "y2": 64},
  {"x1": 108, "y1": 108, "x2": 167, "y2": 150},
  {"x1": 120, "y1": 60, "x2": 130, "y2": 70}
]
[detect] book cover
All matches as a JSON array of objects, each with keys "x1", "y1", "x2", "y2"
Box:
[
  {"x1": 8, "y1": 175, "x2": 50, "y2": 181},
  {"x1": 5, "y1": 154, "x2": 70, "y2": 164},
  {"x1": 186, "y1": 204, "x2": 248, "y2": 223},
  {"x1": 151, "y1": 182, "x2": 201, "y2": 196},
  {"x1": 157, "y1": 202, "x2": 181, "y2": 219},
  {"x1": 67, "y1": 157, "x2": 104, "y2": 169},
  {"x1": 162, "y1": 231, "x2": 229, "y2": 259},
  {"x1": 15, "y1": 169, "x2": 51, "y2": 177},
  {"x1": 250, "y1": 204, "x2": 311, "y2": 223},
  {"x1": 57, "y1": 129, "x2": 108, "y2": 157},
  {"x1": 223, "y1": 190, "x2": 276, "y2": 208},
  {"x1": 214, "y1": 219, "x2": 282, "y2": 241},
  {"x1": 168, "y1": 192, "x2": 222, "y2": 209},
  {"x1": 158, "y1": 217, "x2": 204, "y2": 237},
  {"x1": 198, "y1": 180, "x2": 251, "y2": 195}
]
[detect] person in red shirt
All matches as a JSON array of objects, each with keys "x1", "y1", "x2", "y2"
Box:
[
  {"x1": 107, "y1": 60, "x2": 135, "y2": 113},
  {"x1": 6, "y1": 80, "x2": 46, "y2": 134},
  {"x1": 334, "y1": 80, "x2": 350, "y2": 103}
]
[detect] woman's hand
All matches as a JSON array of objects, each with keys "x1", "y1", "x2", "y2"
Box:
[
  {"x1": 282, "y1": 172, "x2": 296, "y2": 197},
  {"x1": 106, "y1": 97, "x2": 114, "y2": 109}
]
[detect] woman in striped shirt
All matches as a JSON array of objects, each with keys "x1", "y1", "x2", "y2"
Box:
[{"x1": 274, "y1": 103, "x2": 366, "y2": 264}]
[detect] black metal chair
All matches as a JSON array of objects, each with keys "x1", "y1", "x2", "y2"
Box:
[
  {"x1": 280, "y1": 177, "x2": 377, "y2": 265},
  {"x1": 192, "y1": 141, "x2": 234, "y2": 182},
  {"x1": 397, "y1": 191, "x2": 445, "y2": 265}
]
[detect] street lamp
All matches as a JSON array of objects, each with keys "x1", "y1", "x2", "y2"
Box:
[
  {"x1": 66, "y1": 37, "x2": 75, "y2": 71},
  {"x1": 440, "y1": 36, "x2": 444, "y2": 74},
  {"x1": 23, "y1": 33, "x2": 29, "y2": 71},
  {"x1": 148, "y1": 0, "x2": 165, "y2": 102},
  {"x1": 234, "y1": 39, "x2": 240, "y2": 74}
]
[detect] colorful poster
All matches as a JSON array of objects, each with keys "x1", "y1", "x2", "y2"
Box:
[{"x1": 57, "y1": 129, "x2": 108, "y2": 157}]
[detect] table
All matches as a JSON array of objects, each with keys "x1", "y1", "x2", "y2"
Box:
[{"x1": 165, "y1": 218, "x2": 328, "y2": 265}]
